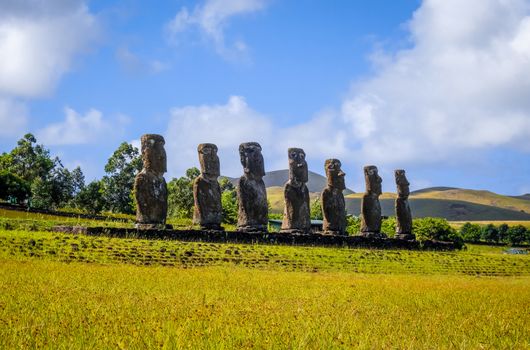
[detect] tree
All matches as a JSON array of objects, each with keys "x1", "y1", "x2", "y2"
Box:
[
  {"x1": 101, "y1": 142, "x2": 142, "y2": 214},
  {"x1": 76, "y1": 181, "x2": 105, "y2": 215},
  {"x1": 29, "y1": 159, "x2": 78, "y2": 209},
  {"x1": 460, "y1": 222, "x2": 482, "y2": 242},
  {"x1": 481, "y1": 224, "x2": 499, "y2": 243},
  {"x1": 1, "y1": 133, "x2": 54, "y2": 184},
  {"x1": 506, "y1": 225, "x2": 527, "y2": 245},
  {"x1": 167, "y1": 167, "x2": 200, "y2": 219},
  {"x1": 498, "y1": 223, "x2": 510, "y2": 243},
  {"x1": 310, "y1": 197, "x2": 323, "y2": 220},
  {"x1": 0, "y1": 170, "x2": 31, "y2": 204}
]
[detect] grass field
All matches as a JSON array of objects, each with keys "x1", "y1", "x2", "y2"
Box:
[
  {"x1": 1, "y1": 256, "x2": 529, "y2": 348},
  {"x1": 1, "y1": 209, "x2": 530, "y2": 348}
]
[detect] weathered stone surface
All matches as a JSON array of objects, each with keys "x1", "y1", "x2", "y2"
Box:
[
  {"x1": 394, "y1": 169, "x2": 415, "y2": 240},
  {"x1": 281, "y1": 148, "x2": 310, "y2": 234},
  {"x1": 360, "y1": 165, "x2": 384, "y2": 238},
  {"x1": 193, "y1": 143, "x2": 223, "y2": 230},
  {"x1": 237, "y1": 142, "x2": 268, "y2": 232},
  {"x1": 134, "y1": 134, "x2": 168, "y2": 229},
  {"x1": 321, "y1": 159, "x2": 347, "y2": 235}
]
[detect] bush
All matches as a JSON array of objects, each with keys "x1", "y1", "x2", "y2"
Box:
[
  {"x1": 481, "y1": 224, "x2": 500, "y2": 243},
  {"x1": 413, "y1": 217, "x2": 464, "y2": 248},
  {"x1": 346, "y1": 216, "x2": 360, "y2": 236},
  {"x1": 381, "y1": 217, "x2": 396, "y2": 237},
  {"x1": 221, "y1": 190, "x2": 238, "y2": 225},
  {"x1": 506, "y1": 225, "x2": 528, "y2": 245},
  {"x1": 460, "y1": 222, "x2": 482, "y2": 242}
]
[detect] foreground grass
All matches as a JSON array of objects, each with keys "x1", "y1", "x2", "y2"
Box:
[
  {"x1": 1, "y1": 230, "x2": 529, "y2": 276},
  {"x1": 1, "y1": 259, "x2": 529, "y2": 349}
]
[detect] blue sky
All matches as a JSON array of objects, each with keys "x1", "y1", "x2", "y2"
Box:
[{"x1": 1, "y1": 0, "x2": 529, "y2": 195}]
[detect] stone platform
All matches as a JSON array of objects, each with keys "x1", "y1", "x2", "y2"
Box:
[{"x1": 52, "y1": 226, "x2": 458, "y2": 251}]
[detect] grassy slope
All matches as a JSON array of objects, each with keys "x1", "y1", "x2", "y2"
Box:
[{"x1": 1, "y1": 229, "x2": 529, "y2": 276}]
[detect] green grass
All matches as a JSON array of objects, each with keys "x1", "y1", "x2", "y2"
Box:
[
  {"x1": 1, "y1": 258, "x2": 529, "y2": 349},
  {"x1": 1, "y1": 229, "x2": 529, "y2": 276}
]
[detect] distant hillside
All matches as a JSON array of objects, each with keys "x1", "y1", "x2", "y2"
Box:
[
  {"x1": 224, "y1": 169, "x2": 354, "y2": 194},
  {"x1": 410, "y1": 188, "x2": 530, "y2": 213},
  {"x1": 344, "y1": 198, "x2": 530, "y2": 221},
  {"x1": 511, "y1": 194, "x2": 530, "y2": 201}
]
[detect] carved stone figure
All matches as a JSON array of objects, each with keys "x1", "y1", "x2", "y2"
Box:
[
  {"x1": 281, "y1": 148, "x2": 311, "y2": 234},
  {"x1": 193, "y1": 143, "x2": 223, "y2": 230},
  {"x1": 237, "y1": 142, "x2": 268, "y2": 232},
  {"x1": 321, "y1": 159, "x2": 347, "y2": 235},
  {"x1": 394, "y1": 169, "x2": 415, "y2": 240},
  {"x1": 134, "y1": 134, "x2": 168, "y2": 229},
  {"x1": 360, "y1": 165, "x2": 384, "y2": 237}
]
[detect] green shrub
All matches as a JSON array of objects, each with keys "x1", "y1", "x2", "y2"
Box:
[
  {"x1": 506, "y1": 225, "x2": 528, "y2": 245},
  {"x1": 381, "y1": 217, "x2": 396, "y2": 237},
  {"x1": 460, "y1": 222, "x2": 482, "y2": 242},
  {"x1": 413, "y1": 217, "x2": 464, "y2": 248},
  {"x1": 346, "y1": 216, "x2": 360, "y2": 236}
]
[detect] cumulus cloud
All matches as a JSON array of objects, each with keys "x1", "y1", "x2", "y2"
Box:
[
  {"x1": 166, "y1": 96, "x2": 273, "y2": 177},
  {"x1": 0, "y1": 0, "x2": 99, "y2": 140},
  {"x1": 341, "y1": 0, "x2": 530, "y2": 164},
  {"x1": 166, "y1": 0, "x2": 267, "y2": 59},
  {"x1": 37, "y1": 108, "x2": 128, "y2": 146},
  {"x1": 0, "y1": 0, "x2": 99, "y2": 98},
  {"x1": 165, "y1": 96, "x2": 351, "y2": 178}
]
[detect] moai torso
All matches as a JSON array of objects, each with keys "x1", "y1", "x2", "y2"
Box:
[
  {"x1": 395, "y1": 169, "x2": 415, "y2": 240},
  {"x1": 360, "y1": 165, "x2": 383, "y2": 237},
  {"x1": 193, "y1": 143, "x2": 223, "y2": 230},
  {"x1": 237, "y1": 142, "x2": 268, "y2": 232},
  {"x1": 134, "y1": 134, "x2": 168, "y2": 228},
  {"x1": 281, "y1": 148, "x2": 311, "y2": 233},
  {"x1": 322, "y1": 159, "x2": 346, "y2": 235}
]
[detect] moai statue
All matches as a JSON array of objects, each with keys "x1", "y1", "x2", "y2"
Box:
[
  {"x1": 321, "y1": 159, "x2": 347, "y2": 235},
  {"x1": 134, "y1": 134, "x2": 168, "y2": 229},
  {"x1": 193, "y1": 143, "x2": 223, "y2": 230},
  {"x1": 360, "y1": 165, "x2": 384, "y2": 238},
  {"x1": 394, "y1": 169, "x2": 415, "y2": 240},
  {"x1": 281, "y1": 148, "x2": 311, "y2": 234},
  {"x1": 237, "y1": 142, "x2": 268, "y2": 232}
]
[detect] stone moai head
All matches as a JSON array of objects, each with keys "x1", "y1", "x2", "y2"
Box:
[
  {"x1": 288, "y1": 148, "x2": 308, "y2": 184},
  {"x1": 325, "y1": 159, "x2": 346, "y2": 191},
  {"x1": 198, "y1": 143, "x2": 220, "y2": 179},
  {"x1": 395, "y1": 169, "x2": 410, "y2": 198},
  {"x1": 239, "y1": 142, "x2": 265, "y2": 178},
  {"x1": 364, "y1": 165, "x2": 382, "y2": 196},
  {"x1": 141, "y1": 134, "x2": 166, "y2": 176}
]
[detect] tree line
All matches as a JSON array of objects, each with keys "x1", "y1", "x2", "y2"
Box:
[{"x1": 0, "y1": 134, "x2": 238, "y2": 221}]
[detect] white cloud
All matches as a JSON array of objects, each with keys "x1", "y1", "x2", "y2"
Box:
[
  {"x1": 166, "y1": 0, "x2": 266, "y2": 60},
  {"x1": 0, "y1": 97, "x2": 28, "y2": 137},
  {"x1": 166, "y1": 96, "x2": 273, "y2": 177},
  {"x1": 0, "y1": 0, "x2": 99, "y2": 98},
  {"x1": 339, "y1": 0, "x2": 530, "y2": 164},
  {"x1": 37, "y1": 107, "x2": 128, "y2": 146},
  {"x1": 0, "y1": 1, "x2": 99, "y2": 140}
]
